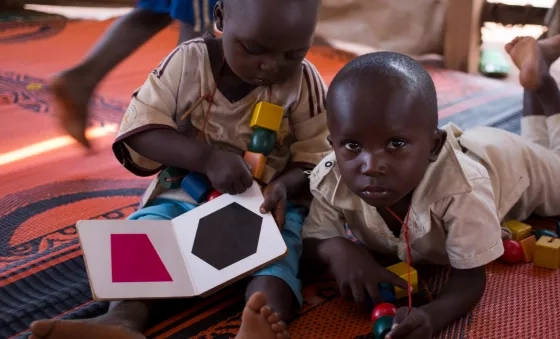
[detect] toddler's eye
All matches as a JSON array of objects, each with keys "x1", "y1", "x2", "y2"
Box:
[
  {"x1": 241, "y1": 43, "x2": 264, "y2": 55},
  {"x1": 344, "y1": 142, "x2": 361, "y2": 151},
  {"x1": 388, "y1": 140, "x2": 407, "y2": 149}
]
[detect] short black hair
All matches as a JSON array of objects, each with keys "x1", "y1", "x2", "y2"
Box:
[{"x1": 328, "y1": 51, "x2": 438, "y2": 127}]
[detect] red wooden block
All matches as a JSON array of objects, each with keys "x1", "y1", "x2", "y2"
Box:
[
  {"x1": 501, "y1": 239, "x2": 523, "y2": 264},
  {"x1": 111, "y1": 234, "x2": 173, "y2": 283},
  {"x1": 371, "y1": 302, "x2": 397, "y2": 323},
  {"x1": 207, "y1": 189, "x2": 222, "y2": 201}
]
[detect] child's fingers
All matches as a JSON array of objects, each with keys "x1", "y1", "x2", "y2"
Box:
[
  {"x1": 339, "y1": 283, "x2": 354, "y2": 302},
  {"x1": 365, "y1": 282, "x2": 381, "y2": 305},
  {"x1": 259, "y1": 189, "x2": 279, "y2": 213},
  {"x1": 392, "y1": 307, "x2": 409, "y2": 324},
  {"x1": 387, "y1": 308, "x2": 419, "y2": 339},
  {"x1": 350, "y1": 284, "x2": 366, "y2": 305},
  {"x1": 382, "y1": 270, "x2": 409, "y2": 290},
  {"x1": 273, "y1": 199, "x2": 286, "y2": 227}
]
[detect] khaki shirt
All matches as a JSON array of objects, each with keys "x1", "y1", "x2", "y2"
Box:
[
  {"x1": 458, "y1": 120, "x2": 560, "y2": 221},
  {"x1": 112, "y1": 38, "x2": 331, "y2": 207},
  {"x1": 302, "y1": 123, "x2": 505, "y2": 270}
]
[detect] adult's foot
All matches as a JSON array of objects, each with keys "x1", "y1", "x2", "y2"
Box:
[
  {"x1": 237, "y1": 292, "x2": 290, "y2": 339},
  {"x1": 505, "y1": 36, "x2": 552, "y2": 91},
  {"x1": 29, "y1": 320, "x2": 145, "y2": 339},
  {"x1": 50, "y1": 69, "x2": 95, "y2": 148}
]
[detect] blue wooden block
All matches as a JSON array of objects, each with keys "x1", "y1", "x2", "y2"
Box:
[
  {"x1": 379, "y1": 283, "x2": 396, "y2": 303},
  {"x1": 181, "y1": 172, "x2": 212, "y2": 203}
]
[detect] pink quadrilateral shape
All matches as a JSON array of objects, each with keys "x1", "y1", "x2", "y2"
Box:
[{"x1": 110, "y1": 233, "x2": 173, "y2": 283}]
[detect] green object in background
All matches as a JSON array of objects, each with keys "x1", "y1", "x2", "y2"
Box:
[{"x1": 479, "y1": 49, "x2": 510, "y2": 78}]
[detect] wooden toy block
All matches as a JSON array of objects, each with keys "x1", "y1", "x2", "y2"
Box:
[
  {"x1": 502, "y1": 220, "x2": 532, "y2": 241},
  {"x1": 181, "y1": 172, "x2": 212, "y2": 203},
  {"x1": 534, "y1": 229, "x2": 558, "y2": 240},
  {"x1": 534, "y1": 236, "x2": 560, "y2": 269},
  {"x1": 159, "y1": 167, "x2": 188, "y2": 189},
  {"x1": 501, "y1": 239, "x2": 523, "y2": 264},
  {"x1": 386, "y1": 262, "x2": 418, "y2": 299},
  {"x1": 250, "y1": 101, "x2": 284, "y2": 132},
  {"x1": 378, "y1": 282, "x2": 396, "y2": 303},
  {"x1": 249, "y1": 127, "x2": 276, "y2": 156},
  {"x1": 207, "y1": 189, "x2": 222, "y2": 201},
  {"x1": 244, "y1": 151, "x2": 266, "y2": 179},
  {"x1": 371, "y1": 302, "x2": 397, "y2": 323},
  {"x1": 520, "y1": 235, "x2": 536, "y2": 262},
  {"x1": 372, "y1": 316, "x2": 393, "y2": 339}
]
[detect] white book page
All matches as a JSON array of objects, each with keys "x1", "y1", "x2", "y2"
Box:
[
  {"x1": 172, "y1": 182, "x2": 287, "y2": 295},
  {"x1": 77, "y1": 220, "x2": 195, "y2": 300}
]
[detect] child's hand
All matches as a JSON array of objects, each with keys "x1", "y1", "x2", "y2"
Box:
[
  {"x1": 259, "y1": 181, "x2": 287, "y2": 227},
  {"x1": 203, "y1": 149, "x2": 253, "y2": 195},
  {"x1": 386, "y1": 307, "x2": 433, "y2": 339},
  {"x1": 325, "y1": 237, "x2": 408, "y2": 308}
]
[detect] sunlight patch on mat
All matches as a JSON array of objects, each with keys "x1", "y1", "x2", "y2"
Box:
[{"x1": 0, "y1": 124, "x2": 117, "y2": 166}]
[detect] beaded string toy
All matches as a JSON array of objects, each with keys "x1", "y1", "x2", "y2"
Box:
[
  {"x1": 371, "y1": 204, "x2": 414, "y2": 339},
  {"x1": 158, "y1": 57, "x2": 284, "y2": 204},
  {"x1": 386, "y1": 204, "x2": 413, "y2": 313}
]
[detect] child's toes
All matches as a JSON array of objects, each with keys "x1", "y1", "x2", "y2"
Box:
[
  {"x1": 271, "y1": 321, "x2": 286, "y2": 333},
  {"x1": 266, "y1": 311, "x2": 282, "y2": 324},
  {"x1": 259, "y1": 305, "x2": 273, "y2": 319}
]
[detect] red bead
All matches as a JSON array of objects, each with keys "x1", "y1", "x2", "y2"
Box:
[
  {"x1": 371, "y1": 302, "x2": 397, "y2": 323},
  {"x1": 501, "y1": 239, "x2": 523, "y2": 263},
  {"x1": 207, "y1": 189, "x2": 222, "y2": 201}
]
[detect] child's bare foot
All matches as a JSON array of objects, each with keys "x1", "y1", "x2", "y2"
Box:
[
  {"x1": 28, "y1": 320, "x2": 145, "y2": 339},
  {"x1": 236, "y1": 292, "x2": 290, "y2": 339},
  {"x1": 246, "y1": 276, "x2": 293, "y2": 320},
  {"x1": 50, "y1": 70, "x2": 95, "y2": 148},
  {"x1": 505, "y1": 36, "x2": 550, "y2": 91}
]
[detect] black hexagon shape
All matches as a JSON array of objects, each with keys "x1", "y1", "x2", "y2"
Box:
[{"x1": 192, "y1": 202, "x2": 263, "y2": 270}]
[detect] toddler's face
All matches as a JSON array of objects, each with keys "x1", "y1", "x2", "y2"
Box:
[
  {"x1": 327, "y1": 84, "x2": 444, "y2": 208},
  {"x1": 217, "y1": 0, "x2": 318, "y2": 86}
]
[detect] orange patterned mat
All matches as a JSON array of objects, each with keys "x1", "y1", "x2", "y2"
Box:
[{"x1": 1, "y1": 9, "x2": 558, "y2": 339}]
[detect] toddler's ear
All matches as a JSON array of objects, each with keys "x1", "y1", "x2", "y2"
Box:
[
  {"x1": 429, "y1": 129, "x2": 447, "y2": 162},
  {"x1": 214, "y1": 1, "x2": 225, "y2": 31}
]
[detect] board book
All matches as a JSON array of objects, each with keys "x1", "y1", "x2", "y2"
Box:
[{"x1": 76, "y1": 183, "x2": 287, "y2": 300}]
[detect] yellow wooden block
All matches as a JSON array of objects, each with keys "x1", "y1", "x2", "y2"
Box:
[
  {"x1": 250, "y1": 101, "x2": 284, "y2": 132},
  {"x1": 520, "y1": 235, "x2": 536, "y2": 262},
  {"x1": 502, "y1": 220, "x2": 532, "y2": 241},
  {"x1": 534, "y1": 236, "x2": 560, "y2": 269},
  {"x1": 386, "y1": 262, "x2": 418, "y2": 299}
]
